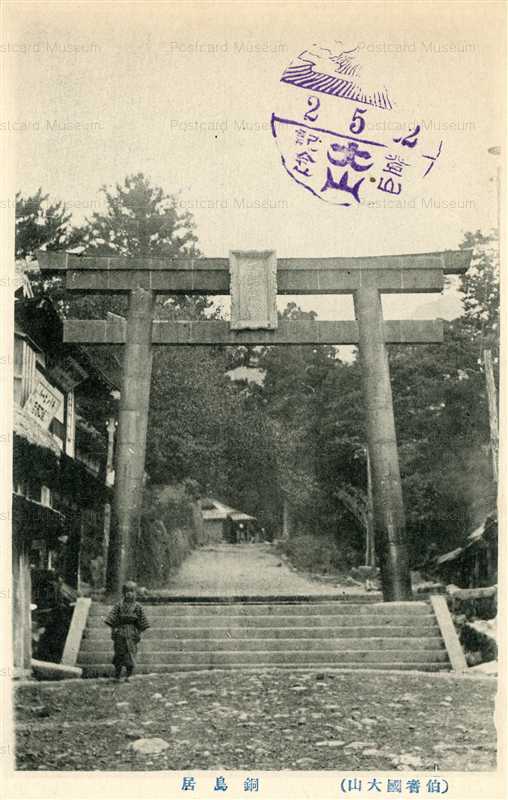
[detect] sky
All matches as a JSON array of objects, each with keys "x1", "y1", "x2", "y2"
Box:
[{"x1": 2, "y1": 1, "x2": 505, "y2": 322}]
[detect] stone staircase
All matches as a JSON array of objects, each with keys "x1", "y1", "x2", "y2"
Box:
[{"x1": 77, "y1": 596, "x2": 451, "y2": 676}]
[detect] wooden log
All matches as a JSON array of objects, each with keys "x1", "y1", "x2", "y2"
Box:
[
  {"x1": 447, "y1": 584, "x2": 497, "y2": 600},
  {"x1": 31, "y1": 659, "x2": 83, "y2": 680}
]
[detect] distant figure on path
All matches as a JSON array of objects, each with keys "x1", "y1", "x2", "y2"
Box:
[
  {"x1": 104, "y1": 581, "x2": 150, "y2": 681},
  {"x1": 250, "y1": 526, "x2": 264, "y2": 543}
]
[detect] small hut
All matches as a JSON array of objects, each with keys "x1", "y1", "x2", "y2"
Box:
[{"x1": 201, "y1": 499, "x2": 256, "y2": 543}]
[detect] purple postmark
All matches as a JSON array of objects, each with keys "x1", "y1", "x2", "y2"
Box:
[
  {"x1": 281, "y1": 45, "x2": 394, "y2": 110},
  {"x1": 272, "y1": 43, "x2": 443, "y2": 207}
]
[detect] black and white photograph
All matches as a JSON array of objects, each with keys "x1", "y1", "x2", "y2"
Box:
[{"x1": 0, "y1": 3, "x2": 505, "y2": 799}]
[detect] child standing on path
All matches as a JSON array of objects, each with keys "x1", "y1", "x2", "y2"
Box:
[{"x1": 104, "y1": 581, "x2": 150, "y2": 681}]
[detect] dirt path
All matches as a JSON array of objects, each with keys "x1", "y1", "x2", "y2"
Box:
[
  {"x1": 163, "y1": 542, "x2": 368, "y2": 596},
  {"x1": 15, "y1": 669, "x2": 496, "y2": 771}
]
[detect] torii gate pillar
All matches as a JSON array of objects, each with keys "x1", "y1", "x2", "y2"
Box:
[
  {"x1": 354, "y1": 287, "x2": 412, "y2": 600},
  {"x1": 106, "y1": 287, "x2": 155, "y2": 595}
]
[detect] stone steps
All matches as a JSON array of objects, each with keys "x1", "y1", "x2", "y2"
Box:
[
  {"x1": 79, "y1": 649, "x2": 449, "y2": 666},
  {"x1": 86, "y1": 615, "x2": 436, "y2": 630},
  {"x1": 88, "y1": 600, "x2": 428, "y2": 617},
  {"x1": 81, "y1": 636, "x2": 444, "y2": 653},
  {"x1": 80, "y1": 662, "x2": 450, "y2": 676},
  {"x1": 84, "y1": 624, "x2": 439, "y2": 640},
  {"x1": 78, "y1": 597, "x2": 451, "y2": 676}
]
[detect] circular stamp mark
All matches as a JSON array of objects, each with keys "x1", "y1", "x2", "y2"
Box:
[{"x1": 271, "y1": 42, "x2": 443, "y2": 207}]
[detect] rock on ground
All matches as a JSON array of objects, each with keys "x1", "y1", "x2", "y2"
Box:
[{"x1": 130, "y1": 738, "x2": 170, "y2": 755}]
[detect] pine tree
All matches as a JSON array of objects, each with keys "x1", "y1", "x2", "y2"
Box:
[{"x1": 16, "y1": 188, "x2": 78, "y2": 259}]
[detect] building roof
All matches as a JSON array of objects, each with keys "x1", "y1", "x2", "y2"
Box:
[
  {"x1": 15, "y1": 295, "x2": 121, "y2": 393},
  {"x1": 435, "y1": 547, "x2": 464, "y2": 566},
  {"x1": 433, "y1": 513, "x2": 497, "y2": 567},
  {"x1": 201, "y1": 498, "x2": 256, "y2": 522},
  {"x1": 14, "y1": 405, "x2": 62, "y2": 455},
  {"x1": 229, "y1": 511, "x2": 256, "y2": 522}
]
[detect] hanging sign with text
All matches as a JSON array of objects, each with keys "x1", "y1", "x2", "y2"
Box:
[{"x1": 24, "y1": 372, "x2": 63, "y2": 430}]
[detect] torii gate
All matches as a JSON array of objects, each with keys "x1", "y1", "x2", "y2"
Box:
[{"x1": 38, "y1": 248, "x2": 471, "y2": 601}]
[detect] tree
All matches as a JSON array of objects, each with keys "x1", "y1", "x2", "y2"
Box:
[
  {"x1": 74, "y1": 174, "x2": 279, "y2": 520},
  {"x1": 249, "y1": 229, "x2": 499, "y2": 568},
  {"x1": 254, "y1": 305, "x2": 330, "y2": 527},
  {"x1": 459, "y1": 229, "x2": 499, "y2": 351},
  {"x1": 249, "y1": 303, "x2": 366, "y2": 548},
  {"x1": 59, "y1": 173, "x2": 218, "y2": 446},
  {"x1": 146, "y1": 331, "x2": 279, "y2": 531},
  {"x1": 77, "y1": 173, "x2": 199, "y2": 259},
  {"x1": 65, "y1": 173, "x2": 205, "y2": 320},
  {"x1": 147, "y1": 344, "x2": 232, "y2": 490},
  {"x1": 383, "y1": 229, "x2": 499, "y2": 562},
  {"x1": 15, "y1": 189, "x2": 79, "y2": 260},
  {"x1": 388, "y1": 318, "x2": 494, "y2": 563},
  {"x1": 20, "y1": 182, "x2": 498, "y2": 574}
]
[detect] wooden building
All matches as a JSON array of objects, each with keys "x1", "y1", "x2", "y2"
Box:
[
  {"x1": 423, "y1": 513, "x2": 498, "y2": 590},
  {"x1": 201, "y1": 498, "x2": 256, "y2": 543},
  {"x1": 12, "y1": 266, "x2": 120, "y2": 675}
]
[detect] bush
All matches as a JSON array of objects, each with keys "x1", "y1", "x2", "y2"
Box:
[
  {"x1": 447, "y1": 586, "x2": 497, "y2": 666},
  {"x1": 277, "y1": 533, "x2": 359, "y2": 575},
  {"x1": 457, "y1": 619, "x2": 497, "y2": 665},
  {"x1": 135, "y1": 483, "x2": 202, "y2": 588}
]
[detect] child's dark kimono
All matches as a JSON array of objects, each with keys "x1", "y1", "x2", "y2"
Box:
[{"x1": 104, "y1": 599, "x2": 150, "y2": 677}]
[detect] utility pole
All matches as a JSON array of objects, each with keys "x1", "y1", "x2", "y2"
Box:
[
  {"x1": 485, "y1": 146, "x2": 501, "y2": 486},
  {"x1": 282, "y1": 495, "x2": 291, "y2": 539},
  {"x1": 487, "y1": 145, "x2": 501, "y2": 237},
  {"x1": 483, "y1": 349, "x2": 499, "y2": 483}
]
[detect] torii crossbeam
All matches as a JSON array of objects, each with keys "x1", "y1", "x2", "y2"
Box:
[{"x1": 38, "y1": 248, "x2": 471, "y2": 601}]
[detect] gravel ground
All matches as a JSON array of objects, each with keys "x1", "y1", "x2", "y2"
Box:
[
  {"x1": 162, "y1": 543, "x2": 370, "y2": 596},
  {"x1": 15, "y1": 669, "x2": 496, "y2": 771}
]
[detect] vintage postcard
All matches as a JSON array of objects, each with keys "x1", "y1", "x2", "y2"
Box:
[{"x1": 0, "y1": 2, "x2": 506, "y2": 800}]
